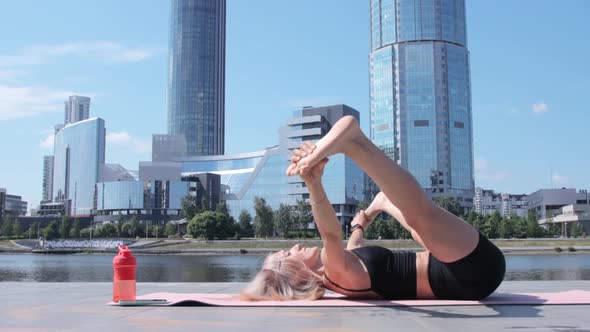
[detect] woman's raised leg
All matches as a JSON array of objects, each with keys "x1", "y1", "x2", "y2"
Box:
[{"x1": 293, "y1": 116, "x2": 479, "y2": 262}]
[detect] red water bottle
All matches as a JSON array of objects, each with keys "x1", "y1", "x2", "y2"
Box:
[{"x1": 113, "y1": 244, "x2": 136, "y2": 302}]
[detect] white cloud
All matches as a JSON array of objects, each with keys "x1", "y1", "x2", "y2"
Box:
[
  {"x1": 532, "y1": 101, "x2": 549, "y2": 114},
  {"x1": 39, "y1": 134, "x2": 54, "y2": 149},
  {"x1": 0, "y1": 41, "x2": 162, "y2": 67},
  {"x1": 0, "y1": 85, "x2": 94, "y2": 120},
  {"x1": 474, "y1": 158, "x2": 511, "y2": 182},
  {"x1": 107, "y1": 131, "x2": 150, "y2": 154},
  {"x1": 552, "y1": 174, "x2": 569, "y2": 186},
  {"x1": 285, "y1": 96, "x2": 344, "y2": 109}
]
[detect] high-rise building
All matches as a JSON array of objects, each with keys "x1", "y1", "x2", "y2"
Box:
[
  {"x1": 64, "y1": 95, "x2": 91, "y2": 124},
  {"x1": 42, "y1": 155, "x2": 54, "y2": 203},
  {"x1": 369, "y1": 0, "x2": 474, "y2": 208},
  {"x1": 152, "y1": 134, "x2": 187, "y2": 162},
  {"x1": 167, "y1": 0, "x2": 226, "y2": 156},
  {"x1": 53, "y1": 118, "x2": 106, "y2": 216}
]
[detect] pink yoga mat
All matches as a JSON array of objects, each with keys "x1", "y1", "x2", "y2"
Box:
[{"x1": 110, "y1": 290, "x2": 590, "y2": 307}]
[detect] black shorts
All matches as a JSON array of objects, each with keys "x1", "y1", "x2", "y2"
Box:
[{"x1": 427, "y1": 232, "x2": 506, "y2": 300}]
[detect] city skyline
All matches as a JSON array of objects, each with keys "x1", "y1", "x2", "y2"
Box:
[{"x1": 0, "y1": 0, "x2": 588, "y2": 211}]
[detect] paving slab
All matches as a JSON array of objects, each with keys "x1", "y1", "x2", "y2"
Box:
[{"x1": 1, "y1": 281, "x2": 589, "y2": 332}]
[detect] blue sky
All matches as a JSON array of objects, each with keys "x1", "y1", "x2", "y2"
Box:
[{"x1": 0, "y1": 0, "x2": 588, "y2": 211}]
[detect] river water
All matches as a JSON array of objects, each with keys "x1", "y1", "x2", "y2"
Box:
[{"x1": 1, "y1": 253, "x2": 589, "y2": 282}]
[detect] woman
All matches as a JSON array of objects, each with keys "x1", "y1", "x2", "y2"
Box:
[{"x1": 241, "y1": 116, "x2": 505, "y2": 301}]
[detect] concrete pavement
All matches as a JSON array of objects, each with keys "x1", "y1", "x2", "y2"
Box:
[{"x1": 1, "y1": 281, "x2": 590, "y2": 331}]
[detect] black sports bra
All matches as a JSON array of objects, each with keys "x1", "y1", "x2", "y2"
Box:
[{"x1": 324, "y1": 246, "x2": 417, "y2": 299}]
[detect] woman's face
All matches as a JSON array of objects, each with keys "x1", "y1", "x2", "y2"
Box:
[{"x1": 275, "y1": 244, "x2": 320, "y2": 270}]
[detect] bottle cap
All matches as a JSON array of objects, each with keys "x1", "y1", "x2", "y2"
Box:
[{"x1": 118, "y1": 244, "x2": 132, "y2": 258}]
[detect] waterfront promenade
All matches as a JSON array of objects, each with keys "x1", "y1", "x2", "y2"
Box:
[
  {"x1": 4, "y1": 238, "x2": 590, "y2": 255},
  {"x1": 1, "y1": 281, "x2": 589, "y2": 331}
]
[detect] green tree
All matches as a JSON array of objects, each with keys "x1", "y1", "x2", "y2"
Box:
[
  {"x1": 526, "y1": 210, "x2": 543, "y2": 238},
  {"x1": 571, "y1": 222, "x2": 584, "y2": 238},
  {"x1": 2, "y1": 215, "x2": 13, "y2": 238},
  {"x1": 121, "y1": 223, "x2": 131, "y2": 237},
  {"x1": 545, "y1": 221, "x2": 561, "y2": 238},
  {"x1": 274, "y1": 203, "x2": 293, "y2": 238},
  {"x1": 165, "y1": 221, "x2": 177, "y2": 237},
  {"x1": 151, "y1": 225, "x2": 161, "y2": 238},
  {"x1": 390, "y1": 218, "x2": 411, "y2": 239},
  {"x1": 59, "y1": 216, "x2": 70, "y2": 239},
  {"x1": 467, "y1": 210, "x2": 483, "y2": 232},
  {"x1": 129, "y1": 216, "x2": 140, "y2": 238},
  {"x1": 70, "y1": 219, "x2": 81, "y2": 238},
  {"x1": 498, "y1": 217, "x2": 514, "y2": 239},
  {"x1": 215, "y1": 201, "x2": 230, "y2": 216},
  {"x1": 466, "y1": 210, "x2": 478, "y2": 226},
  {"x1": 293, "y1": 199, "x2": 312, "y2": 231},
  {"x1": 254, "y1": 197, "x2": 274, "y2": 238},
  {"x1": 187, "y1": 211, "x2": 234, "y2": 240},
  {"x1": 101, "y1": 223, "x2": 118, "y2": 238},
  {"x1": 433, "y1": 196, "x2": 463, "y2": 216},
  {"x1": 181, "y1": 194, "x2": 201, "y2": 220},
  {"x1": 512, "y1": 216, "x2": 527, "y2": 238},
  {"x1": 80, "y1": 228, "x2": 91, "y2": 239},
  {"x1": 365, "y1": 216, "x2": 395, "y2": 240},
  {"x1": 12, "y1": 220, "x2": 21, "y2": 238},
  {"x1": 480, "y1": 211, "x2": 501, "y2": 239},
  {"x1": 238, "y1": 210, "x2": 254, "y2": 238},
  {"x1": 42, "y1": 221, "x2": 59, "y2": 240}
]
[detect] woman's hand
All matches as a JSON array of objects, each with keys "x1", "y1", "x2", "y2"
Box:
[
  {"x1": 286, "y1": 141, "x2": 316, "y2": 176},
  {"x1": 286, "y1": 142, "x2": 328, "y2": 185},
  {"x1": 299, "y1": 157, "x2": 329, "y2": 186}
]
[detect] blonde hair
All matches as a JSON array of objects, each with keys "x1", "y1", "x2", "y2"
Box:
[{"x1": 240, "y1": 253, "x2": 325, "y2": 301}]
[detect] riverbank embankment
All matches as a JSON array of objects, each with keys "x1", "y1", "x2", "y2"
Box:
[{"x1": 2, "y1": 238, "x2": 590, "y2": 255}]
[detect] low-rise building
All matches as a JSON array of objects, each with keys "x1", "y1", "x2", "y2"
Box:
[{"x1": 474, "y1": 187, "x2": 527, "y2": 217}]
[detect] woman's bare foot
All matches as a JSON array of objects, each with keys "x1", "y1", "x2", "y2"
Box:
[
  {"x1": 294, "y1": 116, "x2": 366, "y2": 175},
  {"x1": 364, "y1": 192, "x2": 390, "y2": 220}
]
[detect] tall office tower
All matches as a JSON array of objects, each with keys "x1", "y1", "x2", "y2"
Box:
[
  {"x1": 369, "y1": 0, "x2": 474, "y2": 207},
  {"x1": 152, "y1": 134, "x2": 187, "y2": 162},
  {"x1": 53, "y1": 118, "x2": 106, "y2": 216},
  {"x1": 42, "y1": 155, "x2": 54, "y2": 203},
  {"x1": 64, "y1": 95, "x2": 91, "y2": 124},
  {"x1": 167, "y1": 0, "x2": 226, "y2": 156}
]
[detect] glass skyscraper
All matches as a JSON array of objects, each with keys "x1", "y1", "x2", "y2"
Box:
[
  {"x1": 53, "y1": 118, "x2": 106, "y2": 216},
  {"x1": 369, "y1": 0, "x2": 474, "y2": 205},
  {"x1": 64, "y1": 95, "x2": 90, "y2": 124},
  {"x1": 167, "y1": 0, "x2": 226, "y2": 156}
]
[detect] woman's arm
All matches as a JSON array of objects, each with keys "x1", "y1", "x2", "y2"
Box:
[
  {"x1": 288, "y1": 148, "x2": 347, "y2": 274},
  {"x1": 346, "y1": 224, "x2": 365, "y2": 250},
  {"x1": 346, "y1": 211, "x2": 371, "y2": 250}
]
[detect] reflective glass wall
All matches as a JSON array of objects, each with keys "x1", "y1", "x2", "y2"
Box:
[
  {"x1": 53, "y1": 118, "x2": 105, "y2": 215},
  {"x1": 369, "y1": 0, "x2": 474, "y2": 203},
  {"x1": 96, "y1": 180, "x2": 189, "y2": 213},
  {"x1": 167, "y1": 0, "x2": 226, "y2": 156}
]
